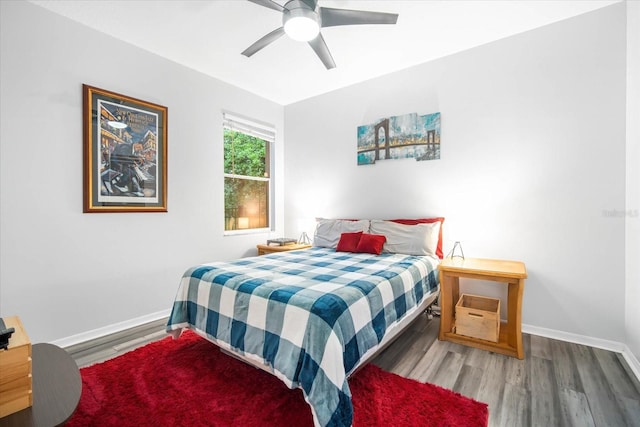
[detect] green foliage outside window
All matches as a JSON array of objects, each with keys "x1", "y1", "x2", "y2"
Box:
[
  {"x1": 224, "y1": 130, "x2": 268, "y2": 177},
  {"x1": 224, "y1": 129, "x2": 270, "y2": 230}
]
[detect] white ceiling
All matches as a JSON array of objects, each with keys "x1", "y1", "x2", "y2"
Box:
[{"x1": 28, "y1": 0, "x2": 619, "y2": 105}]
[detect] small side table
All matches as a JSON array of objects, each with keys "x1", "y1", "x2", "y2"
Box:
[
  {"x1": 438, "y1": 257, "x2": 527, "y2": 359},
  {"x1": 257, "y1": 243, "x2": 312, "y2": 255},
  {"x1": 0, "y1": 343, "x2": 82, "y2": 427}
]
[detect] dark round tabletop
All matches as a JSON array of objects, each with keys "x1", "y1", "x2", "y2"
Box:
[{"x1": 0, "y1": 343, "x2": 82, "y2": 427}]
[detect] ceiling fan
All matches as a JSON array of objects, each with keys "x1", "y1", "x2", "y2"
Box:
[{"x1": 242, "y1": 0, "x2": 399, "y2": 69}]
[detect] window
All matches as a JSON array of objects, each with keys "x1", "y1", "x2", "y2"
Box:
[{"x1": 223, "y1": 112, "x2": 274, "y2": 232}]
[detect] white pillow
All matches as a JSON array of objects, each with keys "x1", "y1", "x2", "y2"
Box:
[
  {"x1": 313, "y1": 219, "x2": 370, "y2": 248},
  {"x1": 369, "y1": 220, "x2": 441, "y2": 257}
]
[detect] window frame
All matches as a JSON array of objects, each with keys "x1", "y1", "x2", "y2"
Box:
[{"x1": 222, "y1": 111, "x2": 275, "y2": 235}]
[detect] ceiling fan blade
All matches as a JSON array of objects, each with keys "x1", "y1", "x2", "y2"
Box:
[
  {"x1": 247, "y1": 0, "x2": 284, "y2": 12},
  {"x1": 320, "y1": 7, "x2": 398, "y2": 28},
  {"x1": 308, "y1": 33, "x2": 336, "y2": 70},
  {"x1": 300, "y1": 0, "x2": 317, "y2": 10},
  {"x1": 241, "y1": 27, "x2": 286, "y2": 57}
]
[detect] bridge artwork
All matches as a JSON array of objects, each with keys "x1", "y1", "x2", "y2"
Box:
[{"x1": 357, "y1": 112, "x2": 440, "y2": 165}]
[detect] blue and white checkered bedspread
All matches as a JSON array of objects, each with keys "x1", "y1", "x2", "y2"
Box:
[{"x1": 166, "y1": 247, "x2": 439, "y2": 427}]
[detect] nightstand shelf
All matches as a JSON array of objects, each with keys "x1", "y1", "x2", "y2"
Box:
[
  {"x1": 257, "y1": 243, "x2": 312, "y2": 255},
  {"x1": 438, "y1": 257, "x2": 527, "y2": 359}
]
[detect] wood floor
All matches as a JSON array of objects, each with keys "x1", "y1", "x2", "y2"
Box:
[
  {"x1": 374, "y1": 316, "x2": 640, "y2": 427},
  {"x1": 66, "y1": 315, "x2": 640, "y2": 427}
]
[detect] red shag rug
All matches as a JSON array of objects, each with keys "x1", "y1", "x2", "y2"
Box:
[{"x1": 67, "y1": 330, "x2": 488, "y2": 426}]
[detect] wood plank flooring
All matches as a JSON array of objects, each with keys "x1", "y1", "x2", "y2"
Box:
[
  {"x1": 66, "y1": 315, "x2": 640, "y2": 427},
  {"x1": 65, "y1": 318, "x2": 168, "y2": 368}
]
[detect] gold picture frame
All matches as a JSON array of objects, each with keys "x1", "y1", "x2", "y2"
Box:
[{"x1": 83, "y1": 84, "x2": 167, "y2": 212}]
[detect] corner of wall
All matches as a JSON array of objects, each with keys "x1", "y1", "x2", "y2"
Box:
[{"x1": 625, "y1": 0, "x2": 640, "y2": 363}]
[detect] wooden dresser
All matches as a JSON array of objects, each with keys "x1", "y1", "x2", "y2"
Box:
[{"x1": 0, "y1": 316, "x2": 32, "y2": 418}]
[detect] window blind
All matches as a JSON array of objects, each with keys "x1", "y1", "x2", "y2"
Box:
[{"x1": 223, "y1": 112, "x2": 275, "y2": 143}]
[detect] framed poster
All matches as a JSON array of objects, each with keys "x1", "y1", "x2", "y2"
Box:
[
  {"x1": 357, "y1": 112, "x2": 440, "y2": 165},
  {"x1": 83, "y1": 84, "x2": 167, "y2": 212}
]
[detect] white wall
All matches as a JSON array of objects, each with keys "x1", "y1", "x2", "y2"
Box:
[
  {"x1": 626, "y1": 0, "x2": 640, "y2": 361},
  {"x1": 0, "y1": 1, "x2": 284, "y2": 343},
  {"x1": 284, "y1": 5, "x2": 627, "y2": 343},
  {"x1": 1, "y1": 0, "x2": 634, "y2": 361}
]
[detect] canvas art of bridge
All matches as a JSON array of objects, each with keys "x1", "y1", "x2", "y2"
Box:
[{"x1": 357, "y1": 112, "x2": 441, "y2": 165}]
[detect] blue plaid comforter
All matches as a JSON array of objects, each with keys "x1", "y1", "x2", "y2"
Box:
[{"x1": 166, "y1": 247, "x2": 439, "y2": 427}]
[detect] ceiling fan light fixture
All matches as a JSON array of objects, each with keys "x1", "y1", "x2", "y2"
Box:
[
  {"x1": 245, "y1": 0, "x2": 399, "y2": 70},
  {"x1": 283, "y1": 5, "x2": 319, "y2": 42}
]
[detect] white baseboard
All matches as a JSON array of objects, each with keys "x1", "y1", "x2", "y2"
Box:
[
  {"x1": 51, "y1": 309, "x2": 171, "y2": 349},
  {"x1": 621, "y1": 344, "x2": 640, "y2": 383},
  {"x1": 523, "y1": 323, "x2": 640, "y2": 382}
]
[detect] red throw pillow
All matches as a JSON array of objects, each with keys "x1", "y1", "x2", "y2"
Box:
[
  {"x1": 336, "y1": 231, "x2": 363, "y2": 252},
  {"x1": 355, "y1": 233, "x2": 387, "y2": 255},
  {"x1": 390, "y1": 217, "x2": 445, "y2": 259}
]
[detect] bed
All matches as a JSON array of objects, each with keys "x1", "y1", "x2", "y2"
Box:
[{"x1": 166, "y1": 218, "x2": 443, "y2": 427}]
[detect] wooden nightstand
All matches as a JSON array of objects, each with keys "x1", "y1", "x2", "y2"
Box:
[
  {"x1": 438, "y1": 257, "x2": 527, "y2": 359},
  {"x1": 257, "y1": 243, "x2": 312, "y2": 255}
]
